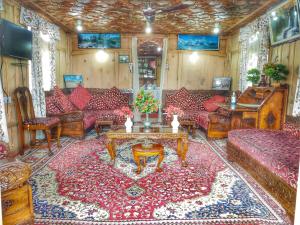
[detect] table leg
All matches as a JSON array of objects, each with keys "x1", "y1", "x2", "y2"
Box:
[
  {"x1": 133, "y1": 153, "x2": 142, "y2": 174},
  {"x1": 156, "y1": 150, "x2": 164, "y2": 172},
  {"x1": 181, "y1": 138, "x2": 188, "y2": 167},
  {"x1": 177, "y1": 138, "x2": 182, "y2": 158},
  {"x1": 107, "y1": 139, "x2": 116, "y2": 162},
  {"x1": 192, "y1": 126, "x2": 196, "y2": 138}
]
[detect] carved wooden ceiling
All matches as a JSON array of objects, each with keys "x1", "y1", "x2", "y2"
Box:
[{"x1": 18, "y1": 0, "x2": 276, "y2": 34}]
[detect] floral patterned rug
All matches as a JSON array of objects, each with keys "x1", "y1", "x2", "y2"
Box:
[{"x1": 20, "y1": 131, "x2": 292, "y2": 225}]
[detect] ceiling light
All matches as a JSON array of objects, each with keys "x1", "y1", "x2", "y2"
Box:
[
  {"x1": 96, "y1": 50, "x2": 109, "y2": 63},
  {"x1": 145, "y1": 25, "x2": 152, "y2": 34},
  {"x1": 273, "y1": 16, "x2": 278, "y2": 21},
  {"x1": 76, "y1": 20, "x2": 83, "y2": 32},
  {"x1": 271, "y1": 11, "x2": 276, "y2": 17},
  {"x1": 157, "y1": 47, "x2": 162, "y2": 52},
  {"x1": 213, "y1": 23, "x2": 220, "y2": 34}
]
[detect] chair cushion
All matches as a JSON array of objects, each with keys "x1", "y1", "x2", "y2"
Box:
[
  {"x1": 24, "y1": 117, "x2": 60, "y2": 127},
  {"x1": 83, "y1": 111, "x2": 97, "y2": 129},
  {"x1": 93, "y1": 110, "x2": 125, "y2": 125},
  {"x1": 195, "y1": 111, "x2": 210, "y2": 130},
  {"x1": 228, "y1": 129, "x2": 300, "y2": 189},
  {"x1": 69, "y1": 85, "x2": 92, "y2": 110},
  {"x1": 203, "y1": 99, "x2": 219, "y2": 112},
  {"x1": 53, "y1": 86, "x2": 76, "y2": 113},
  {"x1": 46, "y1": 96, "x2": 62, "y2": 115}
]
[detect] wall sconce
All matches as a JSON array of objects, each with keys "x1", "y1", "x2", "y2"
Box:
[
  {"x1": 96, "y1": 49, "x2": 109, "y2": 63},
  {"x1": 189, "y1": 52, "x2": 199, "y2": 63}
]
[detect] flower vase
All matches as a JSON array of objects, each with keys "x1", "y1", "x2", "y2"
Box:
[
  {"x1": 171, "y1": 114, "x2": 180, "y2": 132},
  {"x1": 125, "y1": 116, "x2": 133, "y2": 133},
  {"x1": 143, "y1": 113, "x2": 151, "y2": 128}
]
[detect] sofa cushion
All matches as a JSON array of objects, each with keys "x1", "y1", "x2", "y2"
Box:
[
  {"x1": 24, "y1": 117, "x2": 60, "y2": 127},
  {"x1": 203, "y1": 100, "x2": 219, "y2": 112},
  {"x1": 166, "y1": 88, "x2": 197, "y2": 110},
  {"x1": 92, "y1": 110, "x2": 126, "y2": 125},
  {"x1": 46, "y1": 96, "x2": 62, "y2": 115},
  {"x1": 53, "y1": 86, "x2": 76, "y2": 113},
  {"x1": 69, "y1": 85, "x2": 92, "y2": 110},
  {"x1": 283, "y1": 116, "x2": 300, "y2": 138},
  {"x1": 196, "y1": 111, "x2": 210, "y2": 130},
  {"x1": 102, "y1": 87, "x2": 128, "y2": 110},
  {"x1": 86, "y1": 93, "x2": 107, "y2": 110},
  {"x1": 228, "y1": 129, "x2": 300, "y2": 189},
  {"x1": 211, "y1": 95, "x2": 226, "y2": 103},
  {"x1": 83, "y1": 111, "x2": 96, "y2": 129}
]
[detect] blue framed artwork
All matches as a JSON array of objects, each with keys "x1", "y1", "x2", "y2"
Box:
[
  {"x1": 177, "y1": 34, "x2": 219, "y2": 51},
  {"x1": 64, "y1": 74, "x2": 83, "y2": 88},
  {"x1": 78, "y1": 33, "x2": 121, "y2": 49}
]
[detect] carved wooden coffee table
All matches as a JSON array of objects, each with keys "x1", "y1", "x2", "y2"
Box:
[{"x1": 106, "y1": 126, "x2": 189, "y2": 167}]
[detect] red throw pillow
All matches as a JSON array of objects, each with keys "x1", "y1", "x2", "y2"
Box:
[
  {"x1": 69, "y1": 85, "x2": 92, "y2": 110},
  {"x1": 211, "y1": 95, "x2": 226, "y2": 103},
  {"x1": 53, "y1": 86, "x2": 76, "y2": 113},
  {"x1": 203, "y1": 99, "x2": 219, "y2": 112},
  {"x1": 46, "y1": 96, "x2": 62, "y2": 115}
]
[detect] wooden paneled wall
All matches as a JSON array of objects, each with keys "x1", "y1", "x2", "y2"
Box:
[
  {"x1": 68, "y1": 34, "x2": 228, "y2": 90},
  {"x1": 0, "y1": 0, "x2": 72, "y2": 153},
  {"x1": 270, "y1": 40, "x2": 300, "y2": 115}
]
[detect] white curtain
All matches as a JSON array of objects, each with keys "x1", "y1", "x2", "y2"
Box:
[
  {"x1": 0, "y1": 80, "x2": 9, "y2": 143},
  {"x1": 239, "y1": 15, "x2": 269, "y2": 91},
  {"x1": 131, "y1": 37, "x2": 140, "y2": 121},
  {"x1": 20, "y1": 7, "x2": 60, "y2": 117}
]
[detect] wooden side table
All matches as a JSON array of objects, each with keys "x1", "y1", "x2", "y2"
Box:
[
  {"x1": 132, "y1": 143, "x2": 164, "y2": 174},
  {"x1": 180, "y1": 120, "x2": 196, "y2": 138},
  {"x1": 95, "y1": 120, "x2": 114, "y2": 135}
]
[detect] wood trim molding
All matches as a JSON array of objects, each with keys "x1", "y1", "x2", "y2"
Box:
[{"x1": 223, "y1": 0, "x2": 279, "y2": 35}]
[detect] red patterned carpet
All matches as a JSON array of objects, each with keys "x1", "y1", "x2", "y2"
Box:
[{"x1": 20, "y1": 131, "x2": 292, "y2": 225}]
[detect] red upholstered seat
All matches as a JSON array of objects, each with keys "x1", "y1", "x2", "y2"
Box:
[
  {"x1": 228, "y1": 129, "x2": 300, "y2": 189},
  {"x1": 82, "y1": 111, "x2": 97, "y2": 129},
  {"x1": 23, "y1": 117, "x2": 60, "y2": 127}
]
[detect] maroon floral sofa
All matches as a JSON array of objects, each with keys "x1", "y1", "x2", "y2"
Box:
[
  {"x1": 45, "y1": 86, "x2": 132, "y2": 138},
  {"x1": 227, "y1": 117, "x2": 300, "y2": 219},
  {"x1": 162, "y1": 88, "x2": 231, "y2": 136}
]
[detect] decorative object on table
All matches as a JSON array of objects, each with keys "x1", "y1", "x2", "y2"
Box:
[
  {"x1": 78, "y1": 33, "x2": 121, "y2": 49},
  {"x1": 258, "y1": 74, "x2": 268, "y2": 87},
  {"x1": 165, "y1": 105, "x2": 184, "y2": 132},
  {"x1": 269, "y1": 0, "x2": 300, "y2": 46},
  {"x1": 212, "y1": 77, "x2": 232, "y2": 90},
  {"x1": 246, "y1": 68, "x2": 260, "y2": 86},
  {"x1": 114, "y1": 106, "x2": 134, "y2": 132},
  {"x1": 134, "y1": 89, "x2": 159, "y2": 128},
  {"x1": 263, "y1": 63, "x2": 289, "y2": 86},
  {"x1": 177, "y1": 34, "x2": 219, "y2": 50},
  {"x1": 119, "y1": 55, "x2": 129, "y2": 63},
  {"x1": 63, "y1": 74, "x2": 83, "y2": 88}
]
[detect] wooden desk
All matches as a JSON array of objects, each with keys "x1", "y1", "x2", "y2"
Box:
[{"x1": 106, "y1": 126, "x2": 189, "y2": 166}]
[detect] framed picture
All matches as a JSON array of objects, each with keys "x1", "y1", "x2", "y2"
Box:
[
  {"x1": 269, "y1": 0, "x2": 300, "y2": 46},
  {"x1": 119, "y1": 55, "x2": 129, "y2": 63},
  {"x1": 78, "y1": 33, "x2": 121, "y2": 49},
  {"x1": 177, "y1": 34, "x2": 219, "y2": 51},
  {"x1": 64, "y1": 74, "x2": 83, "y2": 88},
  {"x1": 212, "y1": 77, "x2": 232, "y2": 90}
]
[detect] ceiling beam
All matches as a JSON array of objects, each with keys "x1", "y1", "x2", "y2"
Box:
[
  {"x1": 17, "y1": 0, "x2": 73, "y2": 33},
  {"x1": 223, "y1": 0, "x2": 279, "y2": 35}
]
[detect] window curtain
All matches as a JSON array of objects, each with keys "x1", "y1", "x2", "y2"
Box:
[
  {"x1": 293, "y1": 69, "x2": 300, "y2": 116},
  {"x1": 20, "y1": 7, "x2": 60, "y2": 117},
  {"x1": 131, "y1": 37, "x2": 140, "y2": 121},
  {"x1": 0, "y1": 77, "x2": 9, "y2": 159},
  {"x1": 239, "y1": 15, "x2": 269, "y2": 91}
]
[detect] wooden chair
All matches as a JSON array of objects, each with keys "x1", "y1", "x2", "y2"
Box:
[{"x1": 14, "y1": 87, "x2": 61, "y2": 155}]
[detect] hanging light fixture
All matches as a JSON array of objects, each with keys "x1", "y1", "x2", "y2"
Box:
[
  {"x1": 76, "y1": 20, "x2": 83, "y2": 32},
  {"x1": 213, "y1": 23, "x2": 220, "y2": 34}
]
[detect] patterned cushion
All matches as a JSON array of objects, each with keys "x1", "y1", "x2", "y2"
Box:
[
  {"x1": 23, "y1": 117, "x2": 60, "y2": 127},
  {"x1": 102, "y1": 87, "x2": 128, "y2": 110},
  {"x1": 93, "y1": 110, "x2": 126, "y2": 125},
  {"x1": 69, "y1": 85, "x2": 92, "y2": 110},
  {"x1": 0, "y1": 143, "x2": 8, "y2": 160},
  {"x1": 86, "y1": 93, "x2": 108, "y2": 110},
  {"x1": 195, "y1": 111, "x2": 210, "y2": 130},
  {"x1": 46, "y1": 96, "x2": 62, "y2": 115},
  {"x1": 228, "y1": 129, "x2": 300, "y2": 189},
  {"x1": 83, "y1": 111, "x2": 96, "y2": 129},
  {"x1": 167, "y1": 88, "x2": 197, "y2": 110},
  {"x1": 203, "y1": 99, "x2": 219, "y2": 112},
  {"x1": 53, "y1": 86, "x2": 76, "y2": 113},
  {"x1": 283, "y1": 116, "x2": 300, "y2": 138}
]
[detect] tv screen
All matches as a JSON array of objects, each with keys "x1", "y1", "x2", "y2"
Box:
[
  {"x1": 0, "y1": 19, "x2": 32, "y2": 60},
  {"x1": 78, "y1": 33, "x2": 121, "y2": 49}
]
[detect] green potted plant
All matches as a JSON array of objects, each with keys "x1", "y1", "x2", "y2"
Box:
[
  {"x1": 246, "y1": 68, "x2": 260, "y2": 86},
  {"x1": 263, "y1": 63, "x2": 289, "y2": 87}
]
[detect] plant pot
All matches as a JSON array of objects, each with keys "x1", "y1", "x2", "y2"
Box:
[{"x1": 258, "y1": 75, "x2": 268, "y2": 87}]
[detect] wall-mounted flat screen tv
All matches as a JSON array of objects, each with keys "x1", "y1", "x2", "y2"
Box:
[
  {"x1": 0, "y1": 19, "x2": 32, "y2": 60},
  {"x1": 78, "y1": 33, "x2": 121, "y2": 49},
  {"x1": 177, "y1": 34, "x2": 219, "y2": 51}
]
